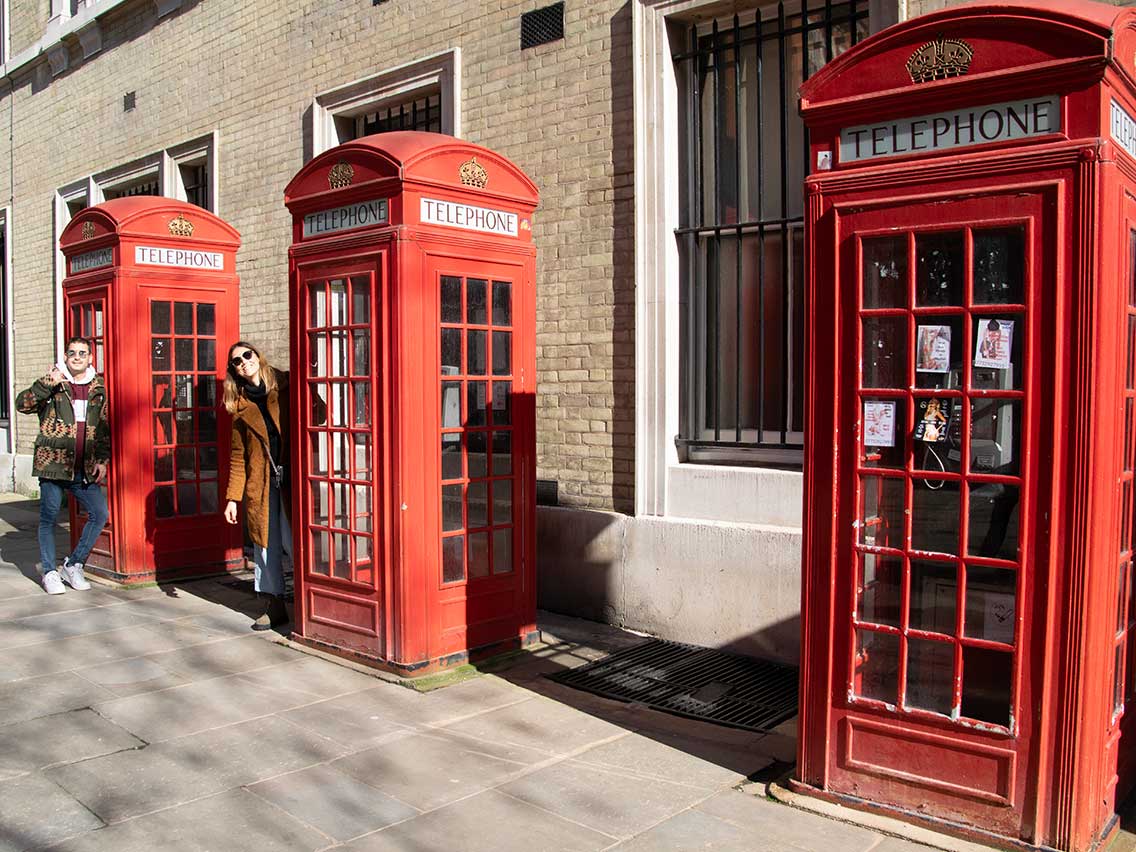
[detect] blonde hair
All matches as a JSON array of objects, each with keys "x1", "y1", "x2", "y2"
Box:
[{"x1": 222, "y1": 341, "x2": 279, "y2": 414}]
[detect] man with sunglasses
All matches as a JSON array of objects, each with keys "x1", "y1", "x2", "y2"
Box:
[{"x1": 16, "y1": 336, "x2": 110, "y2": 594}]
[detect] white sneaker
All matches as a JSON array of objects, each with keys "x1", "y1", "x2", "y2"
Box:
[
  {"x1": 60, "y1": 559, "x2": 91, "y2": 591},
  {"x1": 42, "y1": 569, "x2": 66, "y2": 595}
]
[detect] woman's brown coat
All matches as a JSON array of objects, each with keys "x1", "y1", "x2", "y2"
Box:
[{"x1": 225, "y1": 371, "x2": 289, "y2": 548}]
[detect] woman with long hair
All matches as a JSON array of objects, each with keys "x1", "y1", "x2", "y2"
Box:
[{"x1": 223, "y1": 341, "x2": 291, "y2": 630}]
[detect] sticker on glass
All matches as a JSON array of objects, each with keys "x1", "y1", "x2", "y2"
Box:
[
  {"x1": 493, "y1": 383, "x2": 508, "y2": 411},
  {"x1": 974, "y1": 318, "x2": 1013, "y2": 370},
  {"x1": 863, "y1": 401, "x2": 896, "y2": 448},
  {"x1": 913, "y1": 397, "x2": 952, "y2": 444},
  {"x1": 916, "y1": 324, "x2": 951, "y2": 373}
]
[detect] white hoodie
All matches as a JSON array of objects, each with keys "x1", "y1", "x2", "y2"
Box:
[{"x1": 56, "y1": 361, "x2": 95, "y2": 424}]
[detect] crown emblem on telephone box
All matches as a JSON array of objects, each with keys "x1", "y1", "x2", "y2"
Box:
[
  {"x1": 168, "y1": 215, "x2": 194, "y2": 237},
  {"x1": 328, "y1": 161, "x2": 354, "y2": 189},
  {"x1": 459, "y1": 157, "x2": 488, "y2": 189},
  {"x1": 906, "y1": 36, "x2": 974, "y2": 84},
  {"x1": 81, "y1": 221, "x2": 95, "y2": 239}
]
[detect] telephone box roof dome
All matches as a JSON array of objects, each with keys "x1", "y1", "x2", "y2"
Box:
[{"x1": 60, "y1": 197, "x2": 240, "y2": 250}]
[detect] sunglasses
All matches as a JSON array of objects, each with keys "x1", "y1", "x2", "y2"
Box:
[
  {"x1": 66, "y1": 350, "x2": 90, "y2": 358},
  {"x1": 229, "y1": 349, "x2": 256, "y2": 368}
]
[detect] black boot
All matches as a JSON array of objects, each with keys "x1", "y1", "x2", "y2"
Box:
[{"x1": 252, "y1": 594, "x2": 288, "y2": 631}]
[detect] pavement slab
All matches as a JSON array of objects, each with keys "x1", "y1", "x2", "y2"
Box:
[
  {"x1": 612, "y1": 805, "x2": 791, "y2": 851},
  {"x1": 235, "y1": 654, "x2": 385, "y2": 703},
  {"x1": 0, "y1": 672, "x2": 115, "y2": 728},
  {"x1": 76, "y1": 656, "x2": 189, "y2": 697},
  {"x1": 0, "y1": 624, "x2": 190, "y2": 683},
  {"x1": 134, "y1": 633, "x2": 299, "y2": 682},
  {"x1": 694, "y1": 789, "x2": 884, "y2": 851},
  {"x1": 279, "y1": 686, "x2": 419, "y2": 749},
  {"x1": 0, "y1": 604, "x2": 162, "y2": 649},
  {"x1": 571, "y1": 730, "x2": 758, "y2": 791},
  {"x1": 0, "y1": 589, "x2": 123, "y2": 621},
  {"x1": 0, "y1": 708, "x2": 143, "y2": 781},
  {"x1": 0, "y1": 772, "x2": 105, "y2": 852}
]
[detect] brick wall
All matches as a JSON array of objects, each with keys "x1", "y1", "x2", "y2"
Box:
[{"x1": 8, "y1": 0, "x2": 45, "y2": 58}]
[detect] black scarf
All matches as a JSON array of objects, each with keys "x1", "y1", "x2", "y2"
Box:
[{"x1": 242, "y1": 379, "x2": 281, "y2": 468}]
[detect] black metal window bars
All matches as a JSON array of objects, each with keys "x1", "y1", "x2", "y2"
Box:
[
  {"x1": 673, "y1": 1, "x2": 868, "y2": 464},
  {"x1": 355, "y1": 92, "x2": 443, "y2": 138}
]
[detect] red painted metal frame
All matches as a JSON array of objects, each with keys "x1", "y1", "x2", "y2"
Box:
[
  {"x1": 284, "y1": 132, "x2": 539, "y2": 675},
  {"x1": 799, "y1": 2, "x2": 1136, "y2": 850},
  {"x1": 58, "y1": 198, "x2": 243, "y2": 585}
]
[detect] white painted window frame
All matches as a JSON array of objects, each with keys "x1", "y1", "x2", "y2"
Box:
[{"x1": 311, "y1": 49, "x2": 461, "y2": 157}]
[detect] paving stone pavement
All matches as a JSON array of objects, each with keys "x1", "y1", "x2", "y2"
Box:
[{"x1": 0, "y1": 493, "x2": 976, "y2": 852}]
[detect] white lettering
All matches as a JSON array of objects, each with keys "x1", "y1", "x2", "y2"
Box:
[
  {"x1": 419, "y1": 197, "x2": 519, "y2": 237},
  {"x1": 134, "y1": 245, "x2": 224, "y2": 270}
]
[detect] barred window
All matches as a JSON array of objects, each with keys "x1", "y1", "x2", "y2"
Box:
[
  {"x1": 674, "y1": 2, "x2": 868, "y2": 463},
  {"x1": 353, "y1": 91, "x2": 442, "y2": 138}
]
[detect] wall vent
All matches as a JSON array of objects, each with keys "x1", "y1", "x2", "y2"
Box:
[
  {"x1": 123, "y1": 91, "x2": 136, "y2": 112},
  {"x1": 521, "y1": 2, "x2": 564, "y2": 50}
]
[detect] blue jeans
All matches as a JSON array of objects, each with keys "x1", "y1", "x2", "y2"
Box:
[
  {"x1": 253, "y1": 482, "x2": 291, "y2": 596},
  {"x1": 38, "y1": 475, "x2": 109, "y2": 575}
]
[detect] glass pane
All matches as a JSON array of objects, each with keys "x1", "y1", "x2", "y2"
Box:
[
  {"x1": 330, "y1": 330, "x2": 349, "y2": 376},
  {"x1": 467, "y1": 330, "x2": 487, "y2": 375},
  {"x1": 351, "y1": 275, "x2": 370, "y2": 324},
  {"x1": 330, "y1": 384, "x2": 348, "y2": 427},
  {"x1": 493, "y1": 528, "x2": 513, "y2": 574},
  {"x1": 331, "y1": 431, "x2": 350, "y2": 476},
  {"x1": 151, "y1": 301, "x2": 170, "y2": 334},
  {"x1": 861, "y1": 399, "x2": 904, "y2": 469},
  {"x1": 197, "y1": 377, "x2": 216, "y2": 408},
  {"x1": 309, "y1": 283, "x2": 327, "y2": 328},
  {"x1": 968, "y1": 483, "x2": 1020, "y2": 560},
  {"x1": 354, "y1": 485, "x2": 372, "y2": 532},
  {"x1": 310, "y1": 432, "x2": 328, "y2": 476},
  {"x1": 467, "y1": 278, "x2": 488, "y2": 324},
  {"x1": 153, "y1": 375, "x2": 173, "y2": 409},
  {"x1": 155, "y1": 485, "x2": 175, "y2": 518},
  {"x1": 492, "y1": 431, "x2": 512, "y2": 475},
  {"x1": 200, "y1": 482, "x2": 218, "y2": 514},
  {"x1": 468, "y1": 432, "x2": 488, "y2": 479},
  {"x1": 469, "y1": 532, "x2": 490, "y2": 578},
  {"x1": 915, "y1": 232, "x2": 964, "y2": 306},
  {"x1": 1121, "y1": 561, "x2": 1130, "y2": 634},
  {"x1": 859, "y1": 476, "x2": 905, "y2": 549},
  {"x1": 970, "y1": 400, "x2": 1020, "y2": 476},
  {"x1": 154, "y1": 412, "x2": 173, "y2": 445},
  {"x1": 197, "y1": 304, "x2": 215, "y2": 336},
  {"x1": 468, "y1": 482, "x2": 488, "y2": 528},
  {"x1": 200, "y1": 446, "x2": 218, "y2": 477},
  {"x1": 492, "y1": 331, "x2": 511, "y2": 376},
  {"x1": 442, "y1": 484, "x2": 463, "y2": 532},
  {"x1": 862, "y1": 317, "x2": 906, "y2": 389},
  {"x1": 329, "y1": 279, "x2": 348, "y2": 325},
  {"x1": 197, "y1": 340, "x2": 216, "y2": 372},
  {"x1": 94, "y1": 307, "x2": 103, "y2": 336},
  {"x1": 355, "y1": 535, "x2": 371, "y2": 565},
  {"x1": 911, "y1": 484, "x2": 959, "y2": 555},
  {"x1": 152, "y1": 338, "x2": 171, "y2": 371},
  {"x1": 442, "y1": 535, "x2": 465, "y2": 583},
  {"x1": 174, "y1": 302, "x2": 193, "y2": 334},
  {"x1": 353, "y1": 382, "x2": 370, "y2": 426},
  {"x1": 492, "y1": 281, "x2": 512, "y2": 326},
  {"x1": 973, "y1": 228, "x2": 1024, "y2": 305},
  {"x1": 311, "y1": 481, "x2": 329, "y2": 525},
  {"x1": 468, "y1": 382, "x2": 488, "y2": 427},
  {"x1": 442, "y1": 382, "x2": 462, "y2": 429},
  {"x1": 441, "y1": 329, "x2": 462, "y2": 375},
  {"x1": 972, "y1": 314, "x2": 1023, "y2": 391},
  {"x1": 311, "y1": 383, "x2": 328, "y2": 424},
  {"x1": 176, "y1": 447, "x2": 196, "y2": 480},
  {"x1": 175, "y1": 339, "x2": 194, "y2": 371},
  {"x1": 914, "y1": 317, "x2": 963, "y2": 390},
  {"x1": 1127, "y1": 399, "x2": 1134, "y2": 473},
  {"x1": 153, "y1": 449, "x2": 173, "y2": 482},
  {"x1": 906, "y1": 637, "x2": 955, "y2": 715},
  {"x1": 332, "y1": 481, "x2": 350, "y2": 528},
  {"x1": 961, "y1": 646, "x2": 1012, "y2": 726},
  {"x1": 492, "y1": 381, "x2": 511, "y2": 426},
  {"x1": 353, "y1": 433, "x2": 371, "y2": 479},
  {"x1": 353, "y1": 330, "x2": 370, "y2": 376},
  {"x1": 854, "y1": 629, "x2": 898, "y2": 704},
  {"x1": 176, "y1": 375, "x2": 194, "y2": 409},
  {"x1": 492, "y1": 479, "x2": 512, "y2": 526},
  {"x1": 861, "y1": 236, "x2": 906, "y2": 309},
  {"x1": 309, "y1": 333, "x2": 327, "y2": 377},
  {"x1": 198, "y1": 411, "x2": 217, "y2": 443},
  {"x1": 441, "y1": 276, "x2": 462, "y2": 323},
  {"x1": 909, "y1": 560, "x2": 957, "y2": 634},
  {"x1": 858, "y1": 554, "x2": 901, "y2": 628},
  {"x1": 442, "y1": 433, "x2": 462, "y2": 480},
  {"x1": 175, "y1": 411, "x2": 193, "y2": 443},
  {"x1": 311, "y1": 531, "x2": 330, "y2": 575},
  {"x1": 176, "y1": 483, "x2": 197, "y2": 516},
  {"x1": 332, "y1": 532, "x2": 350, "y2": 580},
  {"x1": 965, "y1": 565, "x2": 1017, "y2": 644}
]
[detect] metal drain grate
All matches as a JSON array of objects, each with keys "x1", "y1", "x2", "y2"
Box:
[{"x1": 549, "y1": 639, "x2": 798, "y2": 734}]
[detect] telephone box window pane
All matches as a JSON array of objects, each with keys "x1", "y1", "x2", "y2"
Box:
[
  {"x1": 175, "y1": 411, "x2": 193, "y2": 443},
  {"x1": 861, "y1": 236, "x2": 907, "y2": 310},
  {"x1": 854, "y1": 629, "x2": 898, "y2": 704},
  {"x1": 329, "y1": 280, "x2": 348, "y2": 326},
  {"x1": 961, "y1": 646, "x2": 1012, "y2": 726},
  {"x1": 331, "y1": 432, "x2": 350, "y2": 476},
  {"x1": 94, "y1": 306, "x2": 103, "y2": 336},
  {"x1": 175, "y1": 376, "x2": 194, "y2": 409},
  {"x1": 96, "y1": 342, "x2": 104, "y2": 368},
  {"x1": 332, "y1": 482, "x2": 350, "y2": 529},
  {"x1": 469, "y1": 532, "x2": 490, "y2": 578},
  {"x1": 441, "y1": 329, "x2": 461, "y2": 375},
  {"x1": 1126, "y1": 399, "x2": 1134, "y2": 472},
  {"x1": 905, "y1": 637, "x2": 955, "y2": 715},
  {"x1": 859, "y1": 476, "x2": 904, "y2": 549},
  {"x1": 175, "y1": 339, "x2": 194, "y2": 371},
  {"x1": 442, "y1": 382, "x2": 462, "y2": 429},
  {"x1": 310, "y1": 481, "x2": 329, "y2": 525},
  {"x1": 151, "y1": 301, "x2": 171, "y2": 334},
  {"x1": 492, "y1": 431, "x2": 512, "y2": 475},
  {"x1": 492, "y1": 281, "x2": 512, "y2": 326},
  {"x1": 310, "y1": 432, "x2": 328, "y2": 476},
  {"x1": 913, "y1": 430, "x2": 959, "y2": 475},
  {"x1": 467, "y1": 330, "x2": 487, "y2": 375},
  {"x1": 973, "y1": 228, "x2": 1024, "y2": 305},
  {"x1": 909, "y1": 560, "x2": 957, "y2": 634},
  {"x1": 492, "y1": 332, "x2": 511, "y2": 376},
  {"x1": 310, "y1": 285, "x2": 327, "y2": 328},
  {"x1": 493, "y1": 528, "x2": 513, "y2": 574},
  {"x1": 330, "y1": 384, "x2": 348, "y2": 427},
  {"x1": 353, "y1": 433, "x2": 371, "y2": 479},
  {"x1": 492, "y1": 479, "x2": 512, "y2": 526},
  {"x1": 1121, "y1": 562, "x2": 1130, "y2": 633},
  {"x1": 309, "y1": 334, "x2": 327, "y2": 377},
  {"x1": 331, "y1": 331, "x2": 349, "y2": 376},
  {"x1": 442, "y1": 433, "x2": 462, "y2": 480},
  {"x1": 468, "y1": 482, "x2": 488, "y2": 528},
  {"x1": 332, "y1": 533, "x2": 350, "y2": 580},
  {"x1": 914, "y1": 316, "x2": 963, "y2": 390},
  {"x1": 312, "y1": 531, "x2": 330, "y2": 575},
  {"x1": 861, "y1": 399, "x2": 905, "y2": 470},
  {"x1": 353, "y1": 331, "x2": 370, "y2": 375},
  {"x1": 968, "y1": 483, "x2": 1020, "y2": 560},
  {"x1": 200, "y1": 446, "x2": 218, "y2": 477},
  {"x1": 155, "y1": 485, "x2": 175, "y2": 518},
  {"x1": 152, "y1": 339, "x2": 171, "y2": 371},
  {"x1": 197, "y1": 304, "x2": 215, "y2": 336},
  {"x1": 155, "y1": 413, "x2": 173, "y2": 445},
  {"x1": 972, "y1": 313, "x2": 1024, "y2": 390},
  {"x1": 1123, "y1": 486, "x2": 1134, "y2": 556},
  {"x1": 1130, "y1": 318, "x2": 1136, "y2": 392},
  {"x1": 351, "y1": 276, "x2": 370, "y2": 325},
  {"x1": 353, "y1": 382, "x2": 370, "y2": 426},
  {"x1": 1116, "y1": 645, "x2": 1125, "y2": 717},
  {"x1": 442, "y1": 535, "x2": 465, "y2": 583},
  {"x1": 468, "y1": 432, "x2": 488, "y2": 479},
  {"x1": 354, "y1": 485, "x2": 372, "y2": 532},
  {"x1": 467, "y1": 278, "x2": 488, "y2": 324},
  {"x1": 441, "y1": 276, "x2": 462, "y2": 323},
  {"x1": 198, "y1": 412, "x2": 217, "y2": 443},
  {"x1": 965, "y1": 565, "x2": 1017, "y2": 643},
  {"x1": 200, "y1": 482, "x2": 218, "y2": 514},
  {"x1": 154, "y1": 375, "x2": 173, "y2": 409},
  {"x1": 355, "y1": 535, "x2": 371, "y2": 567},
  {"x1": 911, "y1": 485, "x2": 959, "y2": 555},
  {"x1": 468, "y1": 382, "x2": 488, "y2": 427},
  {"x1": 857, "y1": 554, "x2": 901, "y2": 628},
  {"x1": 197, "y1": 340, "x2": 216, "y2": 372},
  {"x1": 970, "y1": 400, "x2": 1019, "y2": 475},
  {"x1": 861, "y1": 317, "x2": 906, "y2": 388},
  {"x1": 174, "y1": 302, "x2": 193, "y2": 334},
  {"x1": 442, "y1": 485, "x2": 463, "y2": 532},
  {"x1": 915, "y1": 232, "x2": 964, "y2": 307},
  {"x1": 176, "y1": 447, "x2": 196, "y2": 480},
  {"x1": 492, "y1": 382, "x2": 512, "y2": 426},
  {"x1": 154, "y1": 450, "x2": 173, "y2": 482},
  {"x1": 176, "y1": 484, "x2": 198, "y2": 516},
  {"x1": 199, "y1": 377, "x2": 218, "y2": 408}
]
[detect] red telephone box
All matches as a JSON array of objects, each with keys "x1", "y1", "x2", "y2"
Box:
[
  {"x1": 798, "y1": 2, "x2": 1136, "y2": 849},
  {"x1": 58, "y1": 198, "x2": 243, "y2": 584},
  {"x1": 284, "y1": 132, "x2": 538, "y2": 675}
]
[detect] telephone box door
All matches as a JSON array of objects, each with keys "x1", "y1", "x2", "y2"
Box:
[{"x1": 834, "y1": 188, "x2": 1052, "y2": 833}]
